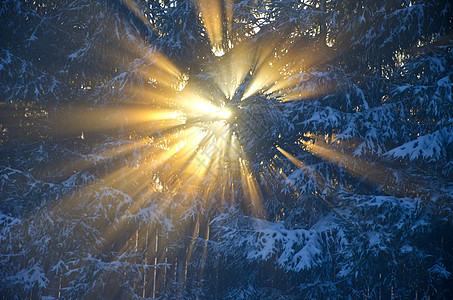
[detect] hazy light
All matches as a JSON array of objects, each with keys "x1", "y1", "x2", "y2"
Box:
[
  {"x1": 195, "y1": 0, "x2": 224, "y2": 57},
  {"x1": 50, "y1": 1, "x2": 342, "y2": 228},
  {"x1": 276, "y1": 146, "x2": 305, "y2": 169},
  {"x1": 193, "y1": 101, "x2": 219, "y2": 114},
  {"x1": 216, "y1": 107, "x2": 231, "y2": 119}
]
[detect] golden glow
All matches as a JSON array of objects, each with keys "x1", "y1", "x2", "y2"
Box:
[
  {"x1": 216, "y1": 107, "x2": 231, "y2": 119},
  {"x1": 224, "y1": 0, "x2": 234, "y2": 37},
  {"x1": 192, "y1": 101, "x2": 220, "y2": 114},
  {"x1": 302, "y1": 136, "x2": 370, "y2": 180},
  {"x1": 212, "y1": 42, "x2": 253, "y2": 99},
  {"x1": 43, "y1": 1, "x2": 344, "y2": 240},
  {"x1": 276, "y1": 146, "x2": 306, "y2": 169},
  {"x1": 46, "y1": 18, "x2": 334, "y2": 229},
  {"x1": 1, "y1": 4, "x2": 392, "y2": 297},
  {"x1": 239, "y1": 157, "x2": 265, "y2": 218},
  {"x1": 194, "y1": 0, "x2": 225, "y2": 56},
  {"x1": 297, "y1": 134, "x2": 406, "y2": 194}
]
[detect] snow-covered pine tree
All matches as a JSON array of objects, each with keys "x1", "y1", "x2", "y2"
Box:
[{"x1": 1, "y1": 0, "x2": 452, "y2": 298}]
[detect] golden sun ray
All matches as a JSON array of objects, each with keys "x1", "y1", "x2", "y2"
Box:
[
  {"x1": 299, "y1": 135, "x2": 413, "y2": 196},
  {"x1": 194, "y1": 0, "x2": 225, "y2": 56},
  {"x1": 48, "y1": 0, "x2": 350, "y2": 243}
]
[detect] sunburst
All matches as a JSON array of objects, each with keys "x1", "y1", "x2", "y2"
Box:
[
  {"x1": 47, "y1": 0, "x2": 342, "y2": 221},
  {"x1": 0, "y1": 1, "x2": 417, "y2": 298}
]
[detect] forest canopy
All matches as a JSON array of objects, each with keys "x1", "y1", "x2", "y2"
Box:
[{"x1": 0, "y1": 0, "x2": 452, "y2": 299}]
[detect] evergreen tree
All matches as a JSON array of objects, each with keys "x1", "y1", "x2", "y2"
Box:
[{"x1": 1, "y1": 0, "x2": 452, "y2": 298}]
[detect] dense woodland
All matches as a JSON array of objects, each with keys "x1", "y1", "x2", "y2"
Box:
[{"x1": 1, "y1": 0, "x2": 452, "y2": 299}]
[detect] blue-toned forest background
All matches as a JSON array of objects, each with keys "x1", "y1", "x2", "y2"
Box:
[{"x1": 0, "y1": 0, "x2": 452, "y2": 299}]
